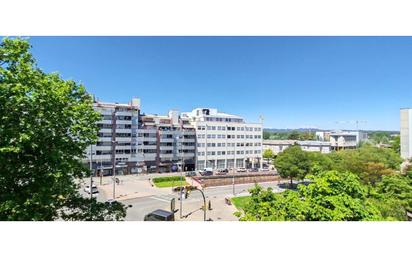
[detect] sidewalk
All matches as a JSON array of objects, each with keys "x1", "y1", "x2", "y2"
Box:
[
  {"x1": 175, "y1": 197, "x2": 239, "y2": 221},
  {"x1": 97, "y1": 177, "x2": 173, "y2": 201}
]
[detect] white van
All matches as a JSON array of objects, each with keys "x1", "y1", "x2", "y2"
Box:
[{"x1": 84, "y1": 184, "x2": 98, "y2": 194}]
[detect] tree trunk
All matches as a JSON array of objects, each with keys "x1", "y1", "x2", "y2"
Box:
[{"x1": 290, "y1": 177, "x2": 293, "y2": 189}]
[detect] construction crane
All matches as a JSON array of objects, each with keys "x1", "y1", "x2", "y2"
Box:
[
  {"x1": 259, "y1": 115, "x2": 265, "y2": 124},
  {"x1": 335, "y1": 120, "x2": 368, "y2": 130}
]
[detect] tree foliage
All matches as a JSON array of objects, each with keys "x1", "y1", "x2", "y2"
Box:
[
  {"x1": 262, "y1": 148, "x2": 274, "y2": 160},
  {"x1": 239, "y1": 171, "x2": 382, "y2": 221},
  {"x1": 274, "y1": 145, "x2": 311, "y2": 187},
  {"x1": 374, "y1": 175, "x2": 412, "y2": 216},
  {"x1": 243, "y1": 142, "x2": 409, "y2": 221},
  {"x1": 330, "y1": 144, "x2": 401, "y2": 185},
  {"x1": 0, "y1": 38, "x2": 127, "y2": 221},
  {"x1": 391, "y1": 135, "x2": 400, "y2": 154},
  {"x1": 263, "y1": 130, "x2": 316, "y2": 141}
]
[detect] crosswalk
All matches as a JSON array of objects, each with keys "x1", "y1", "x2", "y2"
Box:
[{"x1": 150, "y1": 194, "x2": 176, "y2": 203}]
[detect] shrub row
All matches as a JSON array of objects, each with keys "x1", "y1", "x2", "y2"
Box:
[{"x1": 152, "y1": 176, "x2": 185, "y2": 183}]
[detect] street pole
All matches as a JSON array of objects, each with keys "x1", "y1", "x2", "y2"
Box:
[
  {"x1": 179, "y1": 135, "x2": 184, "y2": 219},
  {"x1": 233, "y1": 141, "x2": 236, "y2": 196},
  {"x1": 111, "y1": 110, "x2": 117, "y2": 200},
  {"x1": 100, "y1": 158, "x2": 103, "y2": 186},
  {"x1": 90, "y1": 144, "x2": 93, "y2": 201},
  {"x1": 232, "y1": 173, "x2": 235, "y2": 196},
  {"x1": 198, "y1": 188, "x2": 207, "y2": 221}
]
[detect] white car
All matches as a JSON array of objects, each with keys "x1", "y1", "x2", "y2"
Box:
[{"x1": 84, "y1": 184, "x2": 98, "y2": 194}]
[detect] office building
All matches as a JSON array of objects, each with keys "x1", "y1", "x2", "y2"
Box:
[
  {"x1": 329, "y1": 131, "x2": 368, "y2": 150},
  {"x1": 401, "y1": 108, "x2": 412, "y2": 159},
  {"x1": 182, "y1": 108, "x2": 263, "y2": 170},
  {"x1": 316, "y1": 130, "x2": 368, "y2": 151}
]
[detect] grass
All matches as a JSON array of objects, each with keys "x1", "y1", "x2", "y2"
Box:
[
  {"x1": 153, "y1": 176, "x2": 189, "y2": 188},
  {"x1": 231, "y1": 196, "x2": 251, "y2": 210}
]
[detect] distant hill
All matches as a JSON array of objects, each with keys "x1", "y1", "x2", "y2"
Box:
[{"x1": 264, "y1": 128, "x2": 399, "y2": 134}]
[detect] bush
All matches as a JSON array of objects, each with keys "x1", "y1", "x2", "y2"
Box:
[{"x1": 152, "y1": 176, "x2": 185, "y2": 183}]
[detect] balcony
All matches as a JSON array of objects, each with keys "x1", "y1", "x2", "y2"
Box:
[
  {"x1": 160, "y1": 138, "x2": 174, "y2": 143},
  {"x1": 138, "y1": 137, "x2": 157, "y2": 142},
  {"x1": 159, "y1": 154, "x2": 174, "y2": 158},
  {"x1": 139, "y1": 128, "x2": 157, "y2": 134},
  {"x1": 140, "y1": 145, "x2": 157, "y2": 150},
  {"x1": 116, "y1": 137, "x2": 132, "y2": 142},
  {"x1": 97, "y1": 119, "x2": 112, "y2": 125},
  {"x1": 159, "y1": 146, "x2": 174, "y2": 151},
  {"x1": 116, "y1": 120, "x2": 132, "y2": 125}
]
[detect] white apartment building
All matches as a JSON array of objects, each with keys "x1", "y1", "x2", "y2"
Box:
[
  {"x1": 400, "y1": 108, "x2": 412, "y2": 159},
  {"x1": 182, "y1": 108, "x2": 263, "y2": 170},
  {"x1": 263, "y1": 140, "x2": 331, "y2": 155},
  {"x1": 85, "y1": 98, "x2": 141, "y2": 175}
]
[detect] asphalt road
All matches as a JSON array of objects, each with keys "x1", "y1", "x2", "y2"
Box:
[{"x1": 121, "y1": 181, "x2": 283, "y2": 221}]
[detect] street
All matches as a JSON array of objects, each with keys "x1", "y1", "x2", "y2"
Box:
[{"x1": 119, "y1": 181, "x2": 284, "y2": 221}]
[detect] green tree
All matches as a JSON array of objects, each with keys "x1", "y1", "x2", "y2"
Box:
[
  {"x1": 299, "y1": 132, "x2": 316, "y2": 141},
  {"x1": 391, "y1": 135, "x2": 400, "y2": 154},
  {"x1": 375, "y1": 175, "x2": 412, "y2": 212},
  {"x1": 369, "y1": 131, "x2": 390, "y2": 145},
  {"x1": 262, "y1": 148, "x2": 274, "y2": 161},
  {"x1": 306, "y1": 151, "x2": 334, "y2": 175},
  {"x1": 0, "y1": 38, "x2": 127, "y2": 221},
  {"x1": 239, "y1": 171, "x2": 383, "y2": 221},
  {"x1": 274, "y1": 145, "x2": 310, "y2": 188},
  {"x1": 330, "y1": 144, "x2": 401, "y2": 185},
  {"x1": 287, "y1": 131, "x2": 300, "y2": 140}
]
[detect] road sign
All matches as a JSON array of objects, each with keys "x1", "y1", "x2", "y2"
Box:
[{"x1": 171, "y1": 165, "x2": 178, "y2": 172}]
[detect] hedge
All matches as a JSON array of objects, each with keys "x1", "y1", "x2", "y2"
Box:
[{"x1": 152, "y1": 176, "x2": 185, "y2": 183}]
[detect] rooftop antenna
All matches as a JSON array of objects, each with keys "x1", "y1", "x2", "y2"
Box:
[
  {"x1": 355, "y1": 120, "x2": 367, "y2": 131},
  {"x1": 335, "y1": 120, "x2": 368, "y2": 131}
]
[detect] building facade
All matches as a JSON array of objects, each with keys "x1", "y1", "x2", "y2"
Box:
[
  {"x1": 401, "y1": 108, "x2": 412, "y2": 159},
  {"x1": 263, "y1": 140, "x2": 331, "y2": 155},
  {"x1": 85, "y1": 98, "x2": 141, "y2": 175},
  {"x1": 182, "y1": 108, "x2": 263, "y2": 170},
  {"x1": 85, "y1": 100, "x2": 262, "y2": 174},
  {"x1": 137, "y1": 110, "x2": 197, "y2": 173},
  {"x1": 329, "y1": 131, "x2": 368, "y2": 150},
  {"x1": 316, "y1": 130, "x2": 368, "y2": 151}
]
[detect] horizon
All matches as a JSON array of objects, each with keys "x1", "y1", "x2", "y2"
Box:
[{"x1": 10, "y1": 36, "x2": 412, "y2": 131}]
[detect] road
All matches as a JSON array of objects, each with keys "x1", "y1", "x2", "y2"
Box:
[{"x1": 121, "y1": 181, "x2": 284, "y2": 221}]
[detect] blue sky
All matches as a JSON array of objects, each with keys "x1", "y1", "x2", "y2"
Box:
[{"x1": 21, "y1": 36, "x2": 412, "y2": 131}]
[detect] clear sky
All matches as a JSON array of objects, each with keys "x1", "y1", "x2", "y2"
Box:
[{"x1": 20, "y1": 36, "x2": 412, "y2": 131}]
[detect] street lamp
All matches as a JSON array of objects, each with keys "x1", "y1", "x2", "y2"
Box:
[
  {"x1": 233, "y1": 140, "x2": 237, "y2": 196},
  {"x1": 89, "y1": 144, "x2": 94, "y2": 201},
  {"x1": 88, "y1": 144, "x2": 95, "y2": 220},
  {"x1": 176, "y1": 135, "x2": 184, "y2": 219}
]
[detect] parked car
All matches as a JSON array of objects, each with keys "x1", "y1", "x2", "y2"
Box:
[
  {"x1": 144, "y1": 209, "x2": 175, "y2": 221},
  {"x1": 216, "y1": 169, "x2": 229, "y2": 175},
  {"x1": 237, "y1": 168, "x2": 247, "y2": 173},
  {"x1": 84, "y1": 184, "x2": 98, "y2": 194},
  {"x1": 249, "y1": 168, "x2": 259, "y2": 172},
  {"x1": 186, "y1": 171, "x2": 198, "y2": 177},
  {"x1": 200, "y1": 170, "x2": 214, "y2": 176}
]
